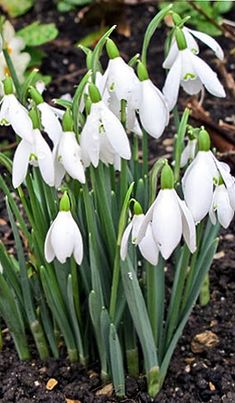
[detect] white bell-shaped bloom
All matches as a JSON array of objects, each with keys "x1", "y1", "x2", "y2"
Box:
[
  {"x1": 137, "y1": 79, "x2": 169, "y2": 138},
  {"x1": 0, "y1": 21, "x2": 30, "y2": 84},
  {"x1": 212, "y1": 158, "x2": 235, "y2": 211},
  {"x1": 120, "y1": 214, "x2": 159, "y2": 265},
  {"x1": 137, "y1": 189, "x2": 196, "y2": 260},
  {"x1": 12, "y1": 129, "x2": 54, "y2": 188},
  {"x1": 182, "y1": 150, "x2": 219, "y2": 223},
  {"x1": 44, "y1": 211, "x2": 83, "y2": 265},
  {"x1": 180, "y1": 138, "x2": 197, "y2": 167},
  {"x1": 0, "y1": 94, "x2": 34, "y2": 143},
  {"x1": 38, "y1": 102, "x2": 63, "y2": 146},
  {"x1": 56, "y1": 131, "x2": 85, "y2": 184},
  {"x1": 163, "y1": 48, "x2": 225, "y2": 111},
  {"x1": 209, "y1": 184, "x2": 234, "y2": 229},
  {"x1": 80, "y1": 100, "x2": 131, "y2": 168},
  {"x1": 163, "y1": 26, "x2": 223, "y2": 70}
]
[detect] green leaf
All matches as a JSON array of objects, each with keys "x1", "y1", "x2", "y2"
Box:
[
  {"x1": 17, "y1": 22, "x2": 58, "y2": 47},
  {"x1": 214, "y1": 0, "x2": 233, "y2": 14},
  {"x1": 91, "y1": 25, "x2": 116, "y2": 75},
  {"x1": 109, "y1": 323, "x2": 125, "y2": 397},
  {"x1": 0, "y1": 0, "x2": 34, "y2": 17},
  {"x1": 27, "y1": 47, "x2": 46, "y2": 68}
]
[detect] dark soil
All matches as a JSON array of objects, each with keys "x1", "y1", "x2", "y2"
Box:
[{"x1": 0, "y1": 1, "x2": 235, "y2": 402}]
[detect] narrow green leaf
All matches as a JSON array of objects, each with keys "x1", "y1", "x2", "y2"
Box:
[
  {"x1": 109, "y1": 323, "x2": 125, "y2": 397},
  {"x1": 91, "y1": 25, "x2": 116, "y2": 75}
]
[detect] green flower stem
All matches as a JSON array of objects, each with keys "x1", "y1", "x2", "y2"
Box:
[
  {"x1": 133, "y1": 135, "x2": 139, "y2": 182},
  {"x1": 146, "y1": 257, "x2": 165, "y2": 349},
  {"x1": 164, "y1": 245, "x2": 190, "y2": 352},
  {"x1": 120, "y1": 99, "x2": 128, "y2": 208},
  {"x1": 3, "y1": 48, "x2": 22, "y2": 101},
  {"x1": 142, "y1": 129, "x2": 148, "y2": 176},
  {"x1": 71, "y1": 258, "x2": 82, "y2": 324},
  {"x1": 199, "y1": 273, "x2": 210, "y2": 306},
  {"x1": 174, "y1": 107, "x2": 190, "y2": 184}
]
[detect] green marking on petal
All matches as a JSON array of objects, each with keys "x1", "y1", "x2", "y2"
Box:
[
  {"x1": 29, "y1": 153, "x2": 38, "y2": 161},
  {"x1": 183, "y1": 72, "x2": 196, "y2": 81}
]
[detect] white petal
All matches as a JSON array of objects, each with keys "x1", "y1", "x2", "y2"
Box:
[
  {"x1": 120, "y1": 221, "x2": 133, "y2": 261},
  {"x1": 163, "y1": 53, "x2": 182, "y2": 111},
  {"x1": 139, "y1": 223, "x2": 159, "y2": 265},
  {"x1": 138, "y1": 80, "x2": 169, "y2": 139},
  {"x1": 192, "y1": 53, "x2": 226, "y2": 97},
  {"x1": 183, "y1": 27, "x2": 199, "y2": 54},
  {"x1": 38, "y1": 102, "x2": 62, "y2": 146},
  {"x1": 136, "y1": 200, "x2": 157, "y2": 244},
  {"x1": 177, "y1": 196, "x2": 196, "y2": 253},
  {"x1": 12, "y1": 140, "x2": 31, "y2": 188},
  {"x1": 228, "y1": 183, "x2": 235, "y2": 211},
  {"x1": 80, "y1": 105, "x2": 101, "y2": 167},
  {"x1": 187, "y1": 28, "x2": 224, "y2": 60},
  {"x1": 53, "y1": 145, "x2": 66, "y2": 188},
  {"x1": 44, "y1": 221, "x2": 56, "y2": 262},
  {"x1": 180, "y1": 139, "x2": 197, "y2": 167},
  {"x1": 73, "y1": 223, "x2": 84, "y2": 265},
  {"x1": 34, "y1": 129, "x2": 55, "y2": 186},
  {"x1": 50, "y1": 211, "x2": 76, "y2": 263},
  {"x1": 7, "y1": 95, "x2": 34, "y2": 143},
  {"x1": 58, "y1": 132, "x2": 85, "y2": 183},
  {"x1": 131, "y1": 214, "x2": 145, "y2": 242},
  {"x1": 163, "y1": 40, "x2": 179, "y2": 69},
  {"x1": 100, "y1": 101, "x2": 131, "y2": 160},
  {"x1": 182, "y1": 151, "x2": 216, "y2": 223},
  {"x1": 152, "y1": 189, "x2": 182, "y2": 259},
  {"x1": 211, "y1": 185, "x2": 234, "y2": 229}
]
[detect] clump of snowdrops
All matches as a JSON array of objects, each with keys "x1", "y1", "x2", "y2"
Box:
[{"x1": 0, "y1": 5, "x2": 234, "y2": 397}]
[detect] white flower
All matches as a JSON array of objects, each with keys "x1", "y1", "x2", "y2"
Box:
[
  {"x1": 163, "y1": 26, "x2": 224, "y2": 70},
  {"x1": 163, "y1": 48, "x2": 225, "y2": 111},
  {"x1": 182, "y1": 150, "x2": 219, "y2": 223},
  {"x1": 0, "y1": 21, "x2": 30, "y2": 83},
  {"x1": 38, "y1": 102, "x2": 63, "y2": 146},
  {"x1": 180, "y1": 138, "x2": 197, "y2": 167},
  {"x1": 213, "y1": 158, "x2": 235, "y2": 211},
  {"x1": 137, "y1": 189, "x2": 196, "y2": 260},
  {"x1": 209, "y1": 184, "x2": 234, "y2": 229},
  {"x1": 56, "y1": 131, "x2": 85, "y2": 185},
  {"x1": 44, "y1": 211, "x2": 83, "y2": 265},
  {"x1": 0, "y1": 94, "x2": 34, "y2": 143},
  {"x1": 80, "y1": 100, "x2": 131, "y2": 168},
  {"x1": 120, "y1": 214, "x2": 159, "y2": 265},
  {"x1": 12, "y1": 128, "x2": 54, "y2": 188},
  {"x1": 137, "y1": 79, "x2": 169, "y2": 138}
]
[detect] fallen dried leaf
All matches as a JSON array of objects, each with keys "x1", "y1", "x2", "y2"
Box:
[
  {"x1": 46, "y1": 378, "x2": 58, "y2": 390},
  {"x1": 65, "y1": 399, "x2": 81, "y2": 403},
  {"x1": 191, "y1": 331, "x2": 219, "y2": 353},
  {"x1": 96, "y1": 383, "x2": 113, "y2": 396},
  {"x1": 214, "y1": 251, "x2": 225, "y2": 260},
  {"x1": 209, "y1": 381, "x2": 216, "y2": 391},
  {"x1": 0, "y1": 218, "x2": 7, "y2": 226}
]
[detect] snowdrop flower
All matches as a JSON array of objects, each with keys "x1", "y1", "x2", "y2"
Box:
[
  {"x1": 12, "y1": 108, "x2": 54, "y2": 188},
  {"x1": 80, "y1": 83, "x2": 131, "y2": 168},
  {"x1": 54, "y1": 109, "x2": 85, "y2": 186},
  {"x1": 136, "y1": 62, "x2": 169, "y2": 138},
  {"x1": 30, "y1": 87, "x2": 63, "y2": 146},
  {"x1": 0, "y1": 21, "x2": 30, "y2": 83},
  {"x1": 120, "y1": 203, "x2": 159, "y2": 265},
  {"x1": 182, "y1": 130, "x2": 219, "y2": 223},
  {"x1": 163, "y1": 28, "x2": 225, "y2": 111},
  {"x1": 180, "y1": 137, "x2": 197, "y2": 167},
  {"x1": 164, "y1": 26, "x2": 224, "y2": 70},
  {"x1": 137, "y1": 164, "x2": 196, "y2": 260},
  {"x1": 0, "y1": 77, "x2": 33, "y2": 143},
  {"x1": 44, "y1": 193, "x2": 83, "y2": 265},
  {"x1": 209, "y1": 182, "x2": 234, "y2": 229}
]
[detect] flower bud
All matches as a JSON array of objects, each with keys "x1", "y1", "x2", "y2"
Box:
[
  {"x1": 133, "y1": 200, "x2": 143, "y2": 215},
  {"x1": 106, "y1": 38, "x2": 119, "y2": 59},
  {"x1": 137, "y1": 61, "x2": 149, "y2": 81},
  {"x1": 3, "y1": 76, "x2": 13, "y2": 95},
  {"x1": 198, "y1": 129, "x2": 211, "y2": 151},
  {"x1": 161, "y1": 164, "x2": 174, "y2": 189},
  {"x1": 175, "y1": 27, "x2": 187, "y2": 51},
  {"x1": 62, "y1": 108, "x2": 73, "y2": 132},
  {"x1": 29, "y1": 107, "x2": 41, "y2": 129},
  {"x1": 88, "y1": 83, "x2": 101, "y2": 103},
  {"x1": 59, "y1": 192, "x2": 70, "y2": 212},
  {"x1": 29, "y1": 86, "x2": 44, "y2": 105}
]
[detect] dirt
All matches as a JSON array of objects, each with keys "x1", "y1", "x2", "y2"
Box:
[{"x1": 0, "y1": 1, "x2": 235, "y2": 402}]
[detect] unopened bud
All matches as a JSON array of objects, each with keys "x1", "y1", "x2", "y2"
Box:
[
  {"x1": 62, "y1": 109, "x2": 73, "y2": 132},
  {"x1": 175, "y1": 27, "x2": 187, "y2": 51},
  {"x1": 133, "y1": 201, "x2": 143, "y2": 215}
]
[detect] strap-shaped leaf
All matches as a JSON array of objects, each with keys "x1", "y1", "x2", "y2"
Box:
[{"x1": 109, "y1": 323, "x2": 125, "y2": 397}]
